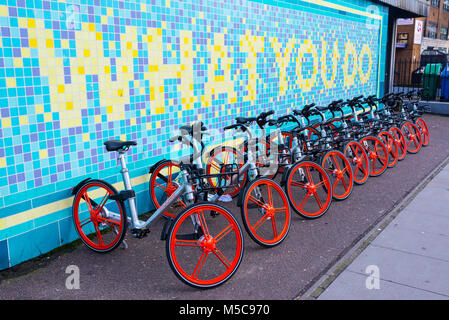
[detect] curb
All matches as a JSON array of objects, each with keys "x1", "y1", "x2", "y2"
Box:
[{"x1": 298, "y1": 153, "x2": 449, "y2": 300}]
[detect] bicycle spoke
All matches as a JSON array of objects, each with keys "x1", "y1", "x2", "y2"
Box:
[
  {"x1": 192, "y1": 251, "x2": 209, "y2": 280},
  {"x1": 248, "y1": 195, "x2": 267, "y2": 209},
  {"x1": 298, "y1": 192, "x2": 312, "y2": 209},
  {"x1": 197, "y1": 209, "x2": 210, "y2": 237},
  {"x1": 79, "y1": 216, "x2": 93, "y2": 228},
  {"x1": 270, "y1": 216, "x2": 278, "y2": 239},
  {"x1": 290, "y1": 180, "x2": 308, "y2": 189},
  {"x1": 153, "y1": 182, "x2": 169, "y2": 192},
  {"x1": 93, "y1": 222, "x2": 104, "y2": 247},
  {"x1": 267, "y1": 185, "x2": 273, "y2": 206},
  {"x1": 213, "y1": 248, "x2": 231, "y2": 269},
  {"x1": 313, "y1": 191, "x2": 323, "y2": 209},
  {"x1": 95, "y1": 192, "x2": 110, "y2": 215},
  {"x1": 174, "y1": 238, "x2": 203, "y2": 248},
  {"x1": 214, "y1": 224, "x2": 234, "y2": 243},
  {"x1": 97, "y1": 216, "x2": 122, "y2": 227},
  {"x1": 253, "y1": 213, "x2": 270, "y2": 232}
]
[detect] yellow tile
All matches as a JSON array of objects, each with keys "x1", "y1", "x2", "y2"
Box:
[
  {"x1": 104, "y1": 66, "x2": 111, "y2": 73},
  {"x1": 2, "y1": 118, "x2": 11, "y2": 128},
  {"x1": 66, "y1": 102, "x2": 73, "y2": 110},
  {"x1": 18, "y1": 17, "x2": 27, "y2": 28},
  {"x1": 35, "y1": 105, "x2": 43, "y2": 114},
  {"x1": 88, "y1": 23, "x2": 95, "y2": 32},
  {"x1": 122, "y1": 65, "x2": 128, "y2": 73},
  {"x1": 0, "y1": 5, "x2": 8, "y2": 16},
  {"x1": 46, "y1": 39, "x2": 54, "y2": 48},
  {"x1": 84, "y1": 49, "x2": 90, "y2": 57},
  {"x1": 29, "y1": 38, "x2": 37, "y2": 48},
  {"x1": 78, "y1": 66, "x2": 85, "y2": 74},
  {"x1": 39, "y1": 150, "x2": 48, "y2": 159},
  {"x1": 27, "y1": 18, "x2": 36, "y2": 28},
  {"x1": 19, "y1": 116, "x2": 28, "y2": 125},
  {"x1": 83, "y1": 133, "x2": 89, "y2": 142},
  {"x1": 6, "y1": 78, "x2": 16, "y2": 87},
  {"x1": 96, "y1": 32, "x2": 102, "y2": 41},
  {"x1": 57, "y1": 85, "x2": 65, "y2": 93},
  {"x1": 0, "y1": 158, "x2": 5, "y2": 168},
  {"x1": 107, "y1": 106, "x2": 113, "y2": 113}
]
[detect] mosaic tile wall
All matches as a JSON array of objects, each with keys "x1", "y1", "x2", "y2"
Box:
[{"x1": 0, "y1": 0, "x2": 389, "y2": 269}]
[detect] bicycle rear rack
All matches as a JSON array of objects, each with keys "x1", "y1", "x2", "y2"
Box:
[{"x1": 194, "y1": 163, "x2": 241, "y2": 193}]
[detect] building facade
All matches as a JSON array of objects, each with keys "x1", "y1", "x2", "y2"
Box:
[{"x1": 0, "y1": 0, "x2": 392, "y2": 270}]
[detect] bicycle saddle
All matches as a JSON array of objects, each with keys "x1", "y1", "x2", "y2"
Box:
[
  {"x1": 104, "y1": 140, "x2": 137, "y2": 152},
  {"x1": 236, "y1": 117, "x2": 257, "y2": 125},
  {"x1": 180, "y1": 122, "x2": 207, "y2": 135}
]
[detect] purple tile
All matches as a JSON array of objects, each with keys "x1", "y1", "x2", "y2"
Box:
[
  {"x1": 8, "y1": 175, "x2": 17, "y2": 184},
  {"x1": 1, "y1": 108, "x2": 9, "y2": 117},
  {"x1": 1, "y1": 27, "x2": 10, "y2": 37},
  {"x1": 17, "y1": 173, "x2": 25, "y2": 183},
  {"x1": 23, "y1": 152, "x2": 31, "y2": 162},
  {"x1": 34, "y1": 169, "x2": 41, "y2": 178},
  {"x1": 35, "y1": 178, "x2": 42, "y2": 187},
  {"x1": 12, "y1": 48, "x2": 21, "y2": 57},
  {"x1": 8, "y1": 7, "x2": 17, "y2": 17}
]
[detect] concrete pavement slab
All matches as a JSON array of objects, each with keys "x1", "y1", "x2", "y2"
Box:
[
  {"x1": 319, "y1": 270, "x2": 449, "y2": 300},
  {"x1": 370, "y1": 225, "x2": 449, "y2": 262},
  {"x1": 389, "y1": 208, "x2": 449, "y2": 238},
  {"x1": 345, "y1": 245, "x2": 449, "y2": 297},
  {"x1": 403, "y1": 186, "x2": 449, "y2": 218}
]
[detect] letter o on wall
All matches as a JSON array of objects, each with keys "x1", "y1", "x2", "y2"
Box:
[
  {"x1": 296, "y1": 39, "x2": 319, "y2": 93},
  {"x1": 358, "y1": 44, "x2": 373, "y2": 84}
]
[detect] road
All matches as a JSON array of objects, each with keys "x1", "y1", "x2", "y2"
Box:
[{"x1": 0, "y1": 114, "x2": 448, "y2": 300}]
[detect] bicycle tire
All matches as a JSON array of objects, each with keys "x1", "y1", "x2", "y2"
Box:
[
  {"x1": 166, "y1": 202, "x2": 244, "y2": 289},
  {"x1": 72, "y1": 179, "x2": 127, "y2": 253},
  {"x1": 240, "y1": 178, "x2": 291, "y2": 247}
]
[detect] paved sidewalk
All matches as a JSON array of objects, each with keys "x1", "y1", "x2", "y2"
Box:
[{"x1": 314, "y1": 160, "x2": 449, "y2": 300}]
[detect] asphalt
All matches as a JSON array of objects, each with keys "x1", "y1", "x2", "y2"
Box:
[{"x1": 0, "y1": 113, "x2": 448, "y2": 300}]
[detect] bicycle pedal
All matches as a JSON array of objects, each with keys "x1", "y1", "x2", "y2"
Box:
[{"x1": 131, "y1": 228, "x2": 150, "y2": 239}]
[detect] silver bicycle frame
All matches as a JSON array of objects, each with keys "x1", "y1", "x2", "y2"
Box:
[{"x1": 108, "y1": 151, "x2": 195, "y2": 230}]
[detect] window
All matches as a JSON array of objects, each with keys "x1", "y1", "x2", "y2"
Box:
[
  {"x1": 441, "y1": 27, "x2": 448, "y2": 40},
  {"x1": 431, "y1": 0, "x2": 440, "y2": 8},
  {"x1": 444, "y1": 0, "x2": 449, "y2": 12},
  {"x1": 427, "y1": 22, "x2": 438, "y2": 38}
]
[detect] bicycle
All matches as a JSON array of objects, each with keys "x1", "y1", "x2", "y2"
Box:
[
  {"x1": 381, "y1": 92, "x2": 423, "y2": 154},
  {"x1": 151, "y1": 119, "x2": 291, "y2": 248},
  {"x1": 71, "y1": 138, "x2": 244, "y2": 289},
  {"x1": 264, "y1": 113, "x2": 334, "y2": 219},
  {"x1": 292, "y1": 104, "x2": 355, "y2": 201}
]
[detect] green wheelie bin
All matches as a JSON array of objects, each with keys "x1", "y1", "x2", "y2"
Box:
[{"x1": 422, "y1": 63, "x2": 442, "y2": 100}]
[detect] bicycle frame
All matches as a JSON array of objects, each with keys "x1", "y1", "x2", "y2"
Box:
[{"x1": 115, "y1": 150, "x2": 195, "y2": 230}]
